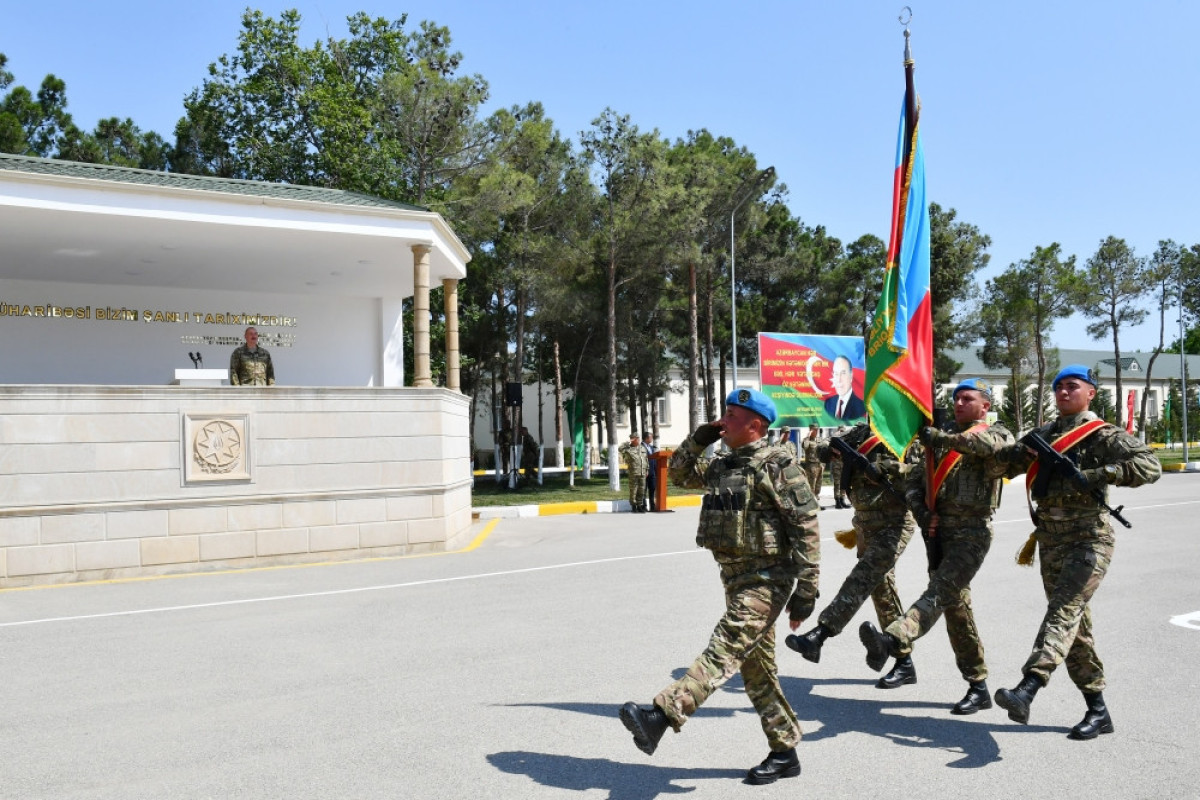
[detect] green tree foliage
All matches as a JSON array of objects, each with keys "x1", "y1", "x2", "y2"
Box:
[
  {"x1": 929, "y1": 202, "x2": 991, "y2": 384},
  {"x1": 978, "y1": 266, "x2": 1037, "y2": 432},
  {"x1": 1083, "y1": 236, "x2": 1149, "y2": 428},
  {"x1": 1016, "y1": 243, "x2": 1087, "y2": 423}
]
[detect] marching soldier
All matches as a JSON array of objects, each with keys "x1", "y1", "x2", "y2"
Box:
[
  {"x1": 859, "y1": 378, "x2": 1013, "y2": 715},
  {"x1": 828, "y1": 426, "x2": 850, "y2": 508},
  {"x1": 992, "y1": 365, "x2": 1161, "y2": 739},
  {"x1": 785, "y1": 422, "x2": 918, "y2": 688},
  {"x1": 618, "y1": 432, "x2": 650, "y2": 512},
  {"x1": 619, "y1": 388, "x2": 820, "y2": 785},
  {"x1": 801, "y1": 425, "x2": 824, "y2": 507}
]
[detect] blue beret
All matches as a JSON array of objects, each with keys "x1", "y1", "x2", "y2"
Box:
[
  {"x1": 1053, "y1": 364, "x2": 1096, "y2": 389},
  {"x1": 952, "y1": 378, "x2": 993, "y2": 402},
  {"x1": 725, "y1": 387, "x2": 777, "y2": 424}
]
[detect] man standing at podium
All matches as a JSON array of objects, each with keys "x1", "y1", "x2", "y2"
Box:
[{"x1": 230, "y1": 326, "x2": 275, "y2": 386}]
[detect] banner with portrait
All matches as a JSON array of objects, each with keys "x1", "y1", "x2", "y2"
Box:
[{"x1": 758, "y1": 333, "x2": 867, "y2": 428}]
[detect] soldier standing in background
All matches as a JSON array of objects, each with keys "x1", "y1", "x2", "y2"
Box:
[
  {"x1": 785, "y1": 422, "x2": 918, "y2": 688},
  {"x1": 859, "y1": 379, "x2": 1013, "y2": 715},
  {"x1": 619, "y1": 388, "x2": 820, "y2": 785},
  {"x1": 618, "y1": 432, "x2": 649, "y2": 512},
  {"x1": 992, "y1": 365, "x2": 1161, "y2": 739},
  {"x1": 801, "y1": 425, "x2": 824, "y2": 508},
  {"x1": 642, "y1": 430, "x2": 659, "y2": 512},
  {"x1": 519, "y1": 426, "x2": 540, "y2": 485},
  {"x1": 778, "y1": 426, "x2": 797, "y2": 459},
  {"x1": 828, "y1": 426, "x2": 849, "y2": 509},
  {"x1": 229, "y1": 326, "x2": 274, "y2": 386}
]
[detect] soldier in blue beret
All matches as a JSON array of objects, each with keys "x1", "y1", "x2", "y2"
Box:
[
  {"x1": 991, "y1": 362, "x2": 1160, "y2": 739},
  {"x1": 620, "y1": 387, "x2": 821, "y2": 785}
]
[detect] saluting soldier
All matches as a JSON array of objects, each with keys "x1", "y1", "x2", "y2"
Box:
[
  {"x1": 786, "y1": 422, "x2": 919, "y2": 689},
  {"x1": 618, "y1": 432, "x2": 650, "y2": 512},
  {"x1": 619, "y1": 388, "x2": 820, "y2": 785},
  {"x1": 859, "y1": 379, "x2": 1014, "y2": 715},
  {"x1": 229, "y1": 326, "x2": 275, "y2": 386},
  {"x1": 801, "y1": 425, "x2": 824, "y2": 507},
  {"x1": 992, "y1": 365, "x2": 1161, "y2": 739},
  {"x1": 778, "y1": 426, "x2": 797, "y2": 459}
]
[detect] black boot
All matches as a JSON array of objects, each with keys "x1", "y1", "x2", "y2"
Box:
[
  {"x1": 619, "y1": 702, "x2": 670, "y2": 755},
  {"x1": 858, "y1": 621, "x2": 896, "y2": 672},
  {"x1": 745, "y1": 747, "x2": 801, "y2": 785},
  {"x1": 785, "y1": 625, "x2": 831, "y2": 663},
  {"x1": 1069, "y1": 691, "x2": 1114, "y2": 740},
  {"x1": 876, "y1": 655, "x2": 917, "y2": 689},
  {"x1": 951, "y1": 680, "x2": 993, "y2": 715},
  {"x1": 995, "y1": 673, "x2": 1043, "y2": 724}
]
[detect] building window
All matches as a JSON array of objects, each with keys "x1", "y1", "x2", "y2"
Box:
[{"x1": 657, "y1": 396, "x2": 671, "y2": 425}]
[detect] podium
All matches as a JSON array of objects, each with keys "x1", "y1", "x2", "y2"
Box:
[
  {"x1": 171, "y1": 369, "x2": 229, "y2": 387},
  {"x1": 649, "y1": 450, "x2": 673, "y2": 512}
]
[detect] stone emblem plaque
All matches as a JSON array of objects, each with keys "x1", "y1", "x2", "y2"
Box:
[{"x1": 182, "y1": 413, "x2": 251, "y2": 484}]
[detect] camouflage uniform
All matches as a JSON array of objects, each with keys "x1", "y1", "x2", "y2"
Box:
[
  {"x1": 619, "y1": 439, "x2": 650, "y2": 509},
  {"x1": 653, "y1": 435, "x2": 820, "y2": 751},
  {"x1": 829, "y1": 456, "x2": 845, "y2": 507},
  {"x1": 229, "y1": 344, "x2": 274, "y2": 386},
  {"x1": 1001, "y1": 410, "x2": 1160, "y2": 691},
  {"x1": 814, "y1": 424, "x2": 914, "y2": 649},
  {"x1": 801, "y1": 435, "x2": 824, "y2": 503},
  {"x1": 520, "y1": 431, "x2": 540, "y2": 483},
  {"x1": 889, "y1": 420, "x2": 1013, "y2": 683}
]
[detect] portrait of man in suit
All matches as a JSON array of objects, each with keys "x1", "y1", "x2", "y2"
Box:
[{"x1": 823, "y1": 354, "x2": 866, "y2": 420}]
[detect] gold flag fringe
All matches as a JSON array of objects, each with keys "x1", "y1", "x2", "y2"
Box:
[
  {"x1": 835, "y1": 529, "x2": 858, "y2": 549},
  {"x1": 1016, "y1": 532, "x2": 1038, "y2": 567}
]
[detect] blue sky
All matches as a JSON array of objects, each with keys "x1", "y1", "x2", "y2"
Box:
[{"x1": 5, "y1": 0, "x2": 1197, "y2": 351}]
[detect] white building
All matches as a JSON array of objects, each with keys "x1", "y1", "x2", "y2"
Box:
[{"x1": 0, "y1": 153, "x2": 473, "y2": 586}]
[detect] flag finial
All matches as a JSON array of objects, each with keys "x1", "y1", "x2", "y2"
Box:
[{"x1": 900, "y1": 7, "x2": 913, "y2": 63}]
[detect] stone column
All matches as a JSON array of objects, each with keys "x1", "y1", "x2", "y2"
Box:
[
  {"x1": 443, "y1": 278, "x2": 460, "y2": 392},
  {"x1": 411, "y1": 244, "x2": 433, "y2": 388}
]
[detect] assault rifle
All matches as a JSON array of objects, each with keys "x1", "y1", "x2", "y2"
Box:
[
  {"x1": 829, "y1": 436, "x2": 903, "y2": 501},
  {"x1": 1021, "y1": 430, "x2": 1132, "y2": 529}
]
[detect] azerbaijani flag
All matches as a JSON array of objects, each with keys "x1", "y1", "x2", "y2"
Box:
[{"x1": 865, "y1": 35, "x2": 934, "y2": 457}]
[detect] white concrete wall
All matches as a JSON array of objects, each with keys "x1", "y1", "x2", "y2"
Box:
[
  {"x1": 0, "y1": 279, "x2": 398, "y2": 387},
  {"x1": 0, "y1": 385, "x2": 471, "y2": 586}
]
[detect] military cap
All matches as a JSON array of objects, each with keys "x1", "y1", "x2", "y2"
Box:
[
  {"x1": 1053, "y1": 364, "x2": 1097, "y2": 389},
  {"x1": 952, "y1": 378, "x2": 993, "y2": 402},
  {"x1": 725, "y1": 387, "x2": 777, "y2": 424}
]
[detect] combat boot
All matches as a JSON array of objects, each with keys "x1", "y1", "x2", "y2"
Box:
[
  {"x1": 1069, "y1": 692, "x2": 1114, "y2": 740},
  {"x1": 619, "y1": 702, "x2": 670, "y2": 755},
  {"x1": 858, "y1": 621, "x2": 897, "y2": 672},
  {"x1": 994, "y1": 673, "x2": 1043, "y2": 724},
  {"x1": 784, "y1": 625, "x2": 831, "y2": 663},
  {"x1": 745, "y1": 747, "x2": 801, "y2": 785},
  {"x1": 876, "y1": 655, "x2": 917, "y2": 689},
  {"x1": 951, "y1": 680, "x2": 992, "y2": 715}
]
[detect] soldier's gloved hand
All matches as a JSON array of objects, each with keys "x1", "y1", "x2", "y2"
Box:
[
  {"x1": 911, "y1": 505, "x2": 933, "y2": 530},
  {"x1": 692, "y1": 422, "x2": 723, "y2": 448},
  {"x1": 786, "y1": 592, "x2": 817, "y2": 623},
  {"x1": 923, "y1": 530, "x2": 943, "y2": 571},
  {"x1": 917, "y1": 426, "x2": 942, "y2": 447},
  {"x1": 1079, "y1": 465, "x2": 1119, "y2": 490}
]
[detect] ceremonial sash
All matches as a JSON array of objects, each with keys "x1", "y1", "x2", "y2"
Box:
[
  {"x1": 1015, "y1": 418, "x2": 1109, "y2": 567},
  {"x1": 929, "y1": 422, "x2": 989, "y2": 499},
  {"x1": 858, "y1": 435, "x2": 882, "y2": 455},
  {"x1": 1025, "y1": 419, "x2": 1108, "y2": 487}
]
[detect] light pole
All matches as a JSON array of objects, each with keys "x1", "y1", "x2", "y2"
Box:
[
  {"x1": 1180, "y1": 276, "x2": 1189, "y2": 463},
  {"x1": 729, "y1": 166, "x2": 774, "y2": 388}
]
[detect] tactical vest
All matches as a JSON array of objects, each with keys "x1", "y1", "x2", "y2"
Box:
[{"x1": 696, "y1": 447, "x2": 803, "y2": 556}]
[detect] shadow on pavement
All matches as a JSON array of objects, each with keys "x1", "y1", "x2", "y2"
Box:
[{"x1": 488, "y1": 751, "x2": 744, "y2": 800}]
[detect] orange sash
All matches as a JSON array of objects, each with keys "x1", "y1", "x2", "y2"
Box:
[
  {"x1": 929, "y1": 422, "x2": 989, "y2": 499},
  {"x1": 1025, "y1": 419, "x2": 1108, "y2": 487}
]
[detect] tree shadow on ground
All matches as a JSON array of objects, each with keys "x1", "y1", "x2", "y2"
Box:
[{"x1": 488, "y1": 751, "x2": 744, "y2": 800}]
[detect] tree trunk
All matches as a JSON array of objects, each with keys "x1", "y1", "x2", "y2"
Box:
[
  {"x1": 553, "y1": 337, "x2": 565, "y2": 467},
  {"x1": 606, "y1": 253, "x2": 620, "y2": 491},
  {"x1": 688, "y1": 260, "x2": 701, "y2": 431}
]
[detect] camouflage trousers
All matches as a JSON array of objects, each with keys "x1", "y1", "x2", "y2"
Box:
[
  {"x1": 654, "y1": 562, "x2": 801, "y2": 751},
  {"x1": 1023, "y1": 526, "x2": 1114, "y2": 692},
  {"x1": 627, "y1": 471, "x2": 647, "y2": 506},
  {"x1": 818, "y1": 521, "x2": 913, "y2": 655},
  {"x1": 829, "y1": 462, "x2": 845, "y2": 502},
  {"x1": 803, "y1": 463, "x2": 823, "y2": 500},
  {"x1": 885, "y1": 521, "x2": 992, "y2": 683}
]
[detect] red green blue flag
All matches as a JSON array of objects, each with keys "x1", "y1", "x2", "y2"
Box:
[{"x1": 866, "y1": 35, "x2": 934, "y2": 457}]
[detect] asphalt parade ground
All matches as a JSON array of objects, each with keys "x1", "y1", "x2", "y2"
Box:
[{"x1": 3, "y1": 474, "x2": 1198, "y2": 799}]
